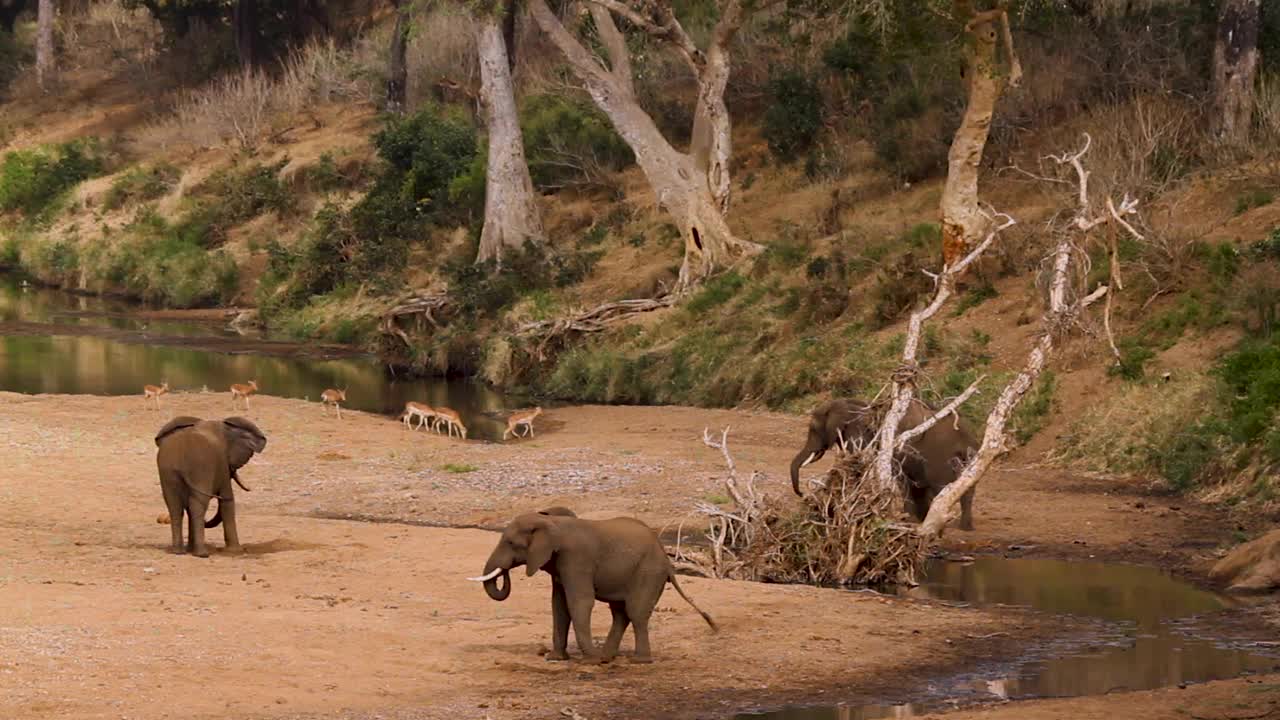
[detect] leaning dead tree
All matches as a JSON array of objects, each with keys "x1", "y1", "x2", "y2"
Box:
[
  {"x1": 528, "y1": 0, "x2": 763, "y2": 291},
  {"x1": 515, "y1": 295, "x2": 676, "y2": 360},
  {"x1": 681, "y1": 135, "x2": 1146, "y2": 585}
]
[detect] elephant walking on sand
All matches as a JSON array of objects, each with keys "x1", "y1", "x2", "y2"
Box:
[
  {"x1": 790, "y1": 398, "x2": 978, "y2": 530},
  {"x1": 155, "y1": 416, "x2": 267, "y2": 557},
  {"x1": 470, "y1": 507, "x2": 718, "y2": 663}
]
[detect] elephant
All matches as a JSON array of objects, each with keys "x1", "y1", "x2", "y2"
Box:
[
  {"x1": 469, "y1": 507, "x2": 718, "y2": 663},
  {"x1": 790, "y1": 398, "x2": 978, "y2": 530},
  {"x1": 155, "y1": 416, "x2": 267, "y2": 557}
]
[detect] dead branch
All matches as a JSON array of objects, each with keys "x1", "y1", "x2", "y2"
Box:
[
  {"x1": 919, "y1": 134, "x2": 1143, "y2": 538},
  {"x1": 874, "y1": 211, "x2": 1015, "y2": 497},
  {"x1": 516, "y1": 295, "x2": 676, "y2": 360},
  {"x1": 379, "y1": 292, "x2": 455, "y2": 346}
]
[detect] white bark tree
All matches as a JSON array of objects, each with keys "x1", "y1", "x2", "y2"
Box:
[
  {"x1": 940, "y1": 2, "x2": 1022, "y2": 268},
  {"x1": 527, "y1": 0, "x2": 763, "y2": 291},
  {"x1": 474, "y1": 9, "x2": 545, "y2": 265},
  {"x1": 35, "y1": 0, "x2": 52, "y2": 87}
]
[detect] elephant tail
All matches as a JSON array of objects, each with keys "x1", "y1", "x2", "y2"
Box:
[
  {"x1": 668, "y1": 572, "x2": 718, "y2": 633},
  {"x1": 205, "y1": 506, "x2": 223, "y2": 528}
]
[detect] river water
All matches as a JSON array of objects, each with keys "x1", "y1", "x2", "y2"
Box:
[
  {"x1": 737, "y1": 557, "x2": 1278, "y2": 719},
  {"x1": 0, "y1": 276, "x2": 520, "y2": 441}
]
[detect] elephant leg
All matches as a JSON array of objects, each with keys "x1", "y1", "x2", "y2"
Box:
[
  {"x1": 959, "y1": 485, "x2": 976, "y2": 531},
  {"x1": 160, "y1": 474, "x2": 186, "y2": 553},
  {"x1": 547, "y1": 581, "x2": 571, "y2": 661},
  {"x1": 625, "y1": 579, "x2": 665, "y2": 663},
  {"x1": 186, "y1": 496, "x2": 209, "y2": 558},
  {"x1": 602, "y1": 601, "x2": 630, "y2": 662},
  {"x1": 563, "y1": 580, "x2": 599, "y2": 662},
  {"x1": 219, "y1": 498, "x2": 243, "y2": 553}
]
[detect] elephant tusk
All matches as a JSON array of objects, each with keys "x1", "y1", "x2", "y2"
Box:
[
  {"x1": 800, "y1": 451, "x2": 818, "y2": 468},
  {"x1": 467, "y1": 568, "x2": 504, "y2": 582}
]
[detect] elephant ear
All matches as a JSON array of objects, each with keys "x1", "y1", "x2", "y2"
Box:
[
  {"x1": 525, "y1": 520, "x2": 560, "y2": 577},
  {"x1": 537, "y1": 506, "x2": 577, "y2": 518},
  {"x1": 155, "y1": 416, "x2": 203, "y2": 446},
  {"x1": 222, "y1": 416, "x2": 267, "y2": 471}
]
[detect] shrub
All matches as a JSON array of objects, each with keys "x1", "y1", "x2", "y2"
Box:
[
  {"x1": 0, "y1": 139, "x2": 106, "y2": 219},
  {"x1": 520, "y1": 93, "x2": 632, "y2": 190},
  {"x1": 92, "y1": 211, "x2": 240, "y2": 307},
  {"x1": 763, "y1": 69, "x2": 823, "y2": 162},
  {"x1": 373, "y1": 104, "x2": 478, "y2": 225},
  {"x1": 103, "y1": 163, "x2": 180, "y2": 211},
  {"x1": 686, "y1": 271, "x2": 746, "y2": 314},
  {"x1": 176, "y1": 161, "x2": 292, "y2": 247}
]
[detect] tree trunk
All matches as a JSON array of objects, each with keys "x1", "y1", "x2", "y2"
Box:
[
  {"x1": 386, "y1": 0, "x2": 409, "y2": 114},
  {"x1": 940, "y1": 7, "x2": 1020, "y2": 268},
  {"x1": 234, "y1": 0, "x2": 259, "y2": 69},
  {"x1": 688, "y1": 3, "x2": 741, "y2": 213},
  {"x1": 528, "y1": 0, "x2": 759, "y2": 291},
  {"x1": 474, "y1": 13, "x2": 545, "y2": 265},
  {"x1": 1211, "y1": 0, "x2": 1261, "y2": 145},
  {"x1": 35, "y1": 0, "x2": 52, "y2": 86},
  {"x1": 502, "y1": 0, "x2": 518, "y2": 72}
]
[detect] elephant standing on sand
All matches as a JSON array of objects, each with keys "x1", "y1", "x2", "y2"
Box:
[
  {"x1": 470, "y1": 507, "x2": 718, "y2": 663},
  {"x1": 155, "y1": 416, "x2": 267, "y2": 557},
  {"x1": 790, "y1": 398, "x2": 978, "y2": 530}
]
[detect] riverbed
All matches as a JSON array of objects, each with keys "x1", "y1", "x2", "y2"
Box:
[{"x1": 1, "y1": 280, "x2": 1277, "y2": 720}]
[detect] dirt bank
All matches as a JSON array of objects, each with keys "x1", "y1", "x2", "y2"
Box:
[{"x1": 0, "y1": 391, "x2": 1266, "y2": 720}]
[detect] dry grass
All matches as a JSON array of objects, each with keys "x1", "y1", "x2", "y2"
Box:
[
  {"x1": 1049, "y1": 373, "x2": 1214, "y2": 479},
  {"x1": 405, "y1": 7, "x2": 477, "y2": 108},
  {"x1": 143, "y1": 38, "x2": 381, "y2": 152}
]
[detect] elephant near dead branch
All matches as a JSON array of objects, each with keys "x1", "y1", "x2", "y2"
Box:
[
  {"x1": 470, "y1": 507, "x2": 718, "y2": 663},
  {"x1": 155, "y1": 415, "x2": 267, "y2": 557},
  {"x1": 790, "y1": 398, "x2": 978, "y2": 530}
]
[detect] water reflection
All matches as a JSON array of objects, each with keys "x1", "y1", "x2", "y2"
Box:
[
  {"x1": 0, "y1": 277, "x2": 521, "y2": 441},
  {"x1": 736, "y1": 557, "x2": 1276, "y2": 719}
]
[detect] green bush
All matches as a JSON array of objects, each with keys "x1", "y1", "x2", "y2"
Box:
[
  {"x1": 87, "y1": 211, "x2": 239, "y2": 308},
  {"x1": 520, "y1": 94, "x2": 632, "y2": 190},
  {"x1": 175, "y1": 161, "x2": 292, "y2": 248},
  {"x1": 763, "y1": 69, "x2": 823, "y2": 162},
  {"x1": 103, "y1": 164, "x2": 180, "y2": 211},
  {"x1": 686, "y1": 271, "x2": 746, "y2": 314},
  {"x1": 373, "y1": 104, "x2": 478, "y2": 224},
  {"x1": 0, "y1": 139, "x2": 106, "y2": 219}
]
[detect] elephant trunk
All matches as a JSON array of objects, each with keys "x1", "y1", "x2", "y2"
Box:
[
  {"x1": 479, "y1": 552, "x2": 512, "y2": 601},
  {"x1": 205, "y1": 505, "x2": 223, "y2": 528},
  {"x1": 790, "y1": 442, "x2": 825, "y2": 496}
]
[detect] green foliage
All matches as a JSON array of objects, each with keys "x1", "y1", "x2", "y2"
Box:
[
  {"x1": 1235, "y1": 189, "x2": 1275, "y2": 215},
  {"x1": 175, "y1": 161, "x2": 292, "y2": 248},
  {"x1": 763, "y1": 69, "x2": 823, "y2": 162},
  {"x1": 441, "y1": 463, "x2": 478, "y2": 474},
  {"x1": 953, "y1": 281, "x2": 998, "y2": 317},
  {"x1": 85, "y1": 211, "x2": 239, "y2": 308},
  {"x1": 444, "y1": 240, "x2": 603, "y2": 320},
  {"x1": 103, "y1": 164, "x2": 180, "y2": 211},
  {"x1": 0, "y1": 139, "x2": 106, "y2": 220},
  {"x1": 1110, "y1": 338, "x2": 1156, "y2": 380},
  {"x1": 1217, "y1": 338, "x2": 1280, "y2": 455},
  {"x1": 520, "y1": 94, "x2": 632, "y2": 190},
  {"x1": 685, "y1": 271, "x2": 746, "y2": 314},
  {"x1": 1011, "y1": 371, "x2": 1057, "y2": 444},
  {"x1": 374, "y1": 104, "x2": 478, "y2": 224}
]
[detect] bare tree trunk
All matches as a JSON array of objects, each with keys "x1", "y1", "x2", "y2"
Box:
[
  {"x1": 1212, "y1": 0, "x2": 1261, "y2": 145},
  {"x1": 940, "y1": 5, "x2": 1021, "y2": 268},
  {"x1": 234, "y1": 0, "x2": 259, "y2": 69},
  {"x1": 528, "y1": 0, "x2": 760, "y2": 291},
  {"x1": 475, "y1": 13, "x2": 544, "y2": 265},
  {"x1": 35, "y1": 0, "x2": 52, "y2": 86},
  {"x1": 386, "y1": 0, "x2": 410, "y2": 114}
]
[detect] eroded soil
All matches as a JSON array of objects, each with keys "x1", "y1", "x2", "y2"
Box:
[{"x1": 0, "y1": 391, "x2": 1273, "y2": 719}]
